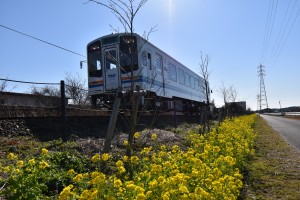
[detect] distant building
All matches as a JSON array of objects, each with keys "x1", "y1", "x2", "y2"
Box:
[
  {"x1": 0, "y1": 92, "x2": 60, "y2": 107},
  {"x1": 225, "y1": 101, "x2": 247, "y2": 111}
]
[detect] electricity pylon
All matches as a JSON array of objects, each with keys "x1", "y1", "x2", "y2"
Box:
[{"x1": 257, "y1": 64, "x2": 269, "y2": 112}]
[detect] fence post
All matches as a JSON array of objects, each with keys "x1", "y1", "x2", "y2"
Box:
[
  {"x1": 103, "y1": 86, "x2": 123, "y2": 153},
  {"x1": 173, "y1": 99, "x2": 177, "y2": 128},
  {"x1": 60, "y1": 80, "x2": 67, "y2": 142}
]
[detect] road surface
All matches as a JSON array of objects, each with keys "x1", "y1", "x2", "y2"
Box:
[{"x1": 260, "y1": 114, "x2": 300, "y2": 150}]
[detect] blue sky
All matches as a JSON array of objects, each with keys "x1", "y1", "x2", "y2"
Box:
[{"x1": 1, "y1": 0, "x2": 299, "y2": 110}]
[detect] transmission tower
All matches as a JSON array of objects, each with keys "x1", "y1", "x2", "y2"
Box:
[{"x1": 257, "y1": 64, "x2": 269, "y2": 111}]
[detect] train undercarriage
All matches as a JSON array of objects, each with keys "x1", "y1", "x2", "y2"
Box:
[{"x1": 90, "y1": 91, "x2": 206, "y2": 116}]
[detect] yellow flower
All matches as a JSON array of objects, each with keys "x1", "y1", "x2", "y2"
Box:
[
  {"x1": 118, "y1": 166, "x2": 126, "y2": 174},
  {"x1": 179, "y1": 185, "x2": 189, "y2": 194},
  {"x1": 3, "y1": 166, "x2": 10, "y2": 173},
  {"x1": 7, "y1": 153, "x2": 17, "y2": 160},
  {"x1": 73, "y1": 173, "x2": 83, "y2": 182},
  {"x1": 213, "y1": 146, "x2": 220, "y2": 153},
  {"x1": 123, "y1": 155, "x2": 129, "y2": 162},
  {"x1": 39, "y1": 161, "x2": 49, "y2": 169},
  {"x1": 134, "y1": 132, "x2": 140, "y2": 139},
  {"x1": 90, "y1": 190, "x2": 98, "y2": 198},
  {"x1": 146, "y1": 191, "x2": 153, "y2": 198},
  {"x1": 172, "y1": 145, "x2": 179, "y2": 153},
  {"x1": 114, "y1": 179, "x2": 122, "y2": 188},
  {"x1": 41, "y1": 148, "x2": 48, "y2": 155},
  {"x1": 160, "y1": 145, "x2": 166, "y2": 151},
  {"x1": 17, "y1": 160, "x2": 24, "y2": 168},
  {"x1": 102, "y1": 153, "x2": 110, "y2": 161},
  {"x1": 79, "y1": 190, "x2": 90, "y2": 199},
  {"x1": 136, "y1": 193, "x2": 146, "y2": 200},
  {"x1": 67, "y1": 169, "x2": 76, "y2": 176},
  {"x1": 130, "y1": 156, "x2": 139, "y2": 164},
  {"x1": 116, "y1": 160, "x2": 124, "y2": 167},
  {"x1": 151, "y1": 133, "x2": 157, "y2": 140},
  {"x1": 28, "y1": 159, "x2": 35, "y2": 165},
  {"x1": 91, "y1": 153, "x2": 101, "y2": 163},
  {"x1": 59, "y1": 184, "x2": 73, "y2": 200},
  {"x1": 124, "y1": 140, "x2": 129, "y2": 146},
  {"x1": 149, "y1": 179, "x2": 158, "y2": 188}
]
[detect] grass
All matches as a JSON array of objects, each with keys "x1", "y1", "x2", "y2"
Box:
[{"x1": 242, "y1": 115, "x2": 300, "y2": 199}]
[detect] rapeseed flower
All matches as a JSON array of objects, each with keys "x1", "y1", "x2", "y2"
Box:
[
  {"x1": 41, "y1": 148, "x2": 48, "y2": 155},
  {"x1": 114, "y1": 179, "x2": 122, "y2": 188},
  {"x1": 91, "y1": 153, "x2": 101, "y2": 163},
  {"x1": 16, "y1": 160, "x2": 24, "y2": 168},
  {"x1": 102, "y1": 153, "x2": 110, "y2": 161},
  {"x1": 39, "y1": 161, "x2": 49, "y2": 169},
  {"x1": 28, "y1": 158, "x2": 35, "y2": 165},
  {"x1": 134, "y1": 132, "x2": 140, "y2": 139},
  {"x1": 7, "y1": 153, "x2": 17, "y2": 160},
  {"x1": 151, "y1": 133, "x2": 157, "y2": 140}
]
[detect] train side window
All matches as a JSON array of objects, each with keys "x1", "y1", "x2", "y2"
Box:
[
  {"x1": 190, "y1": 76, "x2": 195, "y2": 89},
  {"x1": 178, "y1": 69, "x2": 185, "y2": 85},
  {"x1": 195, "y1": 79, "x2": 200, "y2": 91},
  {"x1": 169, "y1": 63, "x2": 177, "y2": 82},
  {"x1": 184, "y1": 72, "x2": 190, "y2": 87},
  {"x1": 156, "y1": 54, "x2": 163, "y2": 75}
]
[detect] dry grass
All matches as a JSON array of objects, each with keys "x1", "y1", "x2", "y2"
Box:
[{"x1": 242, "y1": 115, "x2": 300, "y2": 199}]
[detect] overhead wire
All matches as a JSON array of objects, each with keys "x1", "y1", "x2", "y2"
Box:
[
  {"x1": 260, "y1": 0, "x2": 273, "y2": 64},
  {"x1": 270, "y1": 0, "x2": 293, "y2": 59},
  {"x1": 0, "y1": 24, "x2": 86, "y2": 58},
  {"x1": 0, "y1": 78, "x2": 60, "y2": 85},
  {"x1": 274, "y1": 5, "x2": 300, "y2": 63},
  {"x1": 260, "y1": 0, "x2": 300, "y2": 65},
  {"x1": 260, "y1": 0, "x2": 278, "y2": 64}
]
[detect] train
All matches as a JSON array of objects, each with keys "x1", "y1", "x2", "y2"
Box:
[{"x1": 86, "y1": 33, "x2": 208, "y2": 112}]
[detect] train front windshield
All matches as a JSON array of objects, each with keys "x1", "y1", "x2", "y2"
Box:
[
  {"x1": 88, "y1": 35, "x2": 139, "y2": 78},
  {"x1": 88, "y1": 41, "x2": 102, "y2": 77}
]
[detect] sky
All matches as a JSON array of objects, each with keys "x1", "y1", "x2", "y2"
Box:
[{"x1": 1, "y1": 0, "x2": 300, "y2": 110}]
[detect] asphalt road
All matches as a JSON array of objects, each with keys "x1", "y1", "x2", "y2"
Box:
[{"x1": 260, "y1": 114, "x2": 300, "y2": 150}]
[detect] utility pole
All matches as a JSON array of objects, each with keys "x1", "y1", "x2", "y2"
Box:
[{"x1": 257, "y1": 64, "x2": 269, "y2": 112}]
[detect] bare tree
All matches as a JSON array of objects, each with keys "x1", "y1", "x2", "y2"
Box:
[
  {"x1": 218, "y1": 82, "x2": 238, "y2": 104},
  {"x1": 86, "y1": 0, "x2": 148, "y2": 34},
  {"x1": 228, "y1": 85, "x2": 238, "y2": 102},
  {"x1": 219, "y1": 81, "x2": 229, "y2": 105},
  {"x1": 65, "y1": 72, "x2": 88, "y2": 106},
  {"x1": 0, "y1": 78, "x2": 17, "y2": 92},
  {"x1": 199, "y1": 52, "x2": 212, "y2": 133},
  {"x1": 30, "y1": 73, "x2": 88, "y2": 106},
  {"x1": 87, "y1": 0, "x2": 150, "y2": 157},
  {"x1": 31, "y1": 85, "x2": 60, "y2": 97},
  {"x1": 0, "y1": 79, "x2": 8, "y2": 92}
]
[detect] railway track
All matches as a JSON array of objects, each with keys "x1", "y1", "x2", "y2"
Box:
[{"x1": 0, "y1": 105, "x2": 202, "y2": 140}]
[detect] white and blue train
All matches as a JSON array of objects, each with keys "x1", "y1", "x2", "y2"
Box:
[{"x1": 87, "y1": 33, "x2": 208, "y2": 111}]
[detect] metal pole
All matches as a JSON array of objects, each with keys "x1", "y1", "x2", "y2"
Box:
[{"x1": 60, "y1": 80, "x2": 67, "y2": 142}]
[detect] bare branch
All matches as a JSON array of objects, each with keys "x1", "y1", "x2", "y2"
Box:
[{"x1": 218, "y1": 81, "x2": 229, "y2": 104}]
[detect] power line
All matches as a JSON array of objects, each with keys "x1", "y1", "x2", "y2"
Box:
[
  {"x1": 273, "y1": 0, "x2": 300, "y2": 63},
  {"x1": 0, "y1": 24, "x2": 86, "y2": 58},
  {"x1": 260, "y1": 0, "x2": 278, "y2": 64},
  {"x1": 270, "y1": 0, "x2": 293, "y2": 59},
  {"x1": 0, "y1": 78, "x2": 60, "y2": 85}
]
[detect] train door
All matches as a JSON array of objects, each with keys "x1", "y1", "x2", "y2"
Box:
[
  {"x1": 104, "y1": 47, "x2": 120, "y2": 91},
  {"x1": 154, "y1": 54, "x2": 165, "y2": 95}
]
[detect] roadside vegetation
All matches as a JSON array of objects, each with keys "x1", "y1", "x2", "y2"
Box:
[
  {"x1": 1, "y1": 115, "x2": 255, "y2": 199},
  {"x1": 1, "y1": 114, "x2": 299, "y2": 199},
  {"x1": 241, "y1": 115, "x2": 300, "y2": 199}
]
